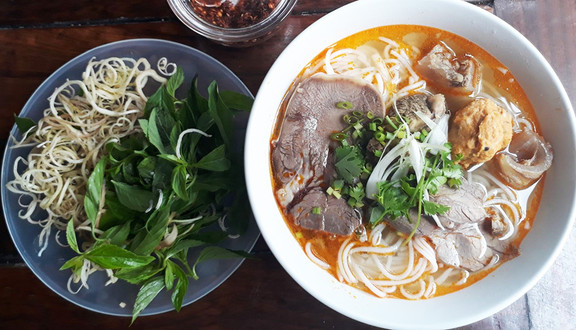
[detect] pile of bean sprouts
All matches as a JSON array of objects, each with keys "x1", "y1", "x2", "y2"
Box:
[
  {"x1": 300, "y1": 37, "x2": 526, "y2": 300},
  {"x1": 7, "y1": 57, "x2": 174, "y2": 260}
]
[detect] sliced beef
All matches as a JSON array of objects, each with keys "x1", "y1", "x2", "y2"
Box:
[
  {"x1": 416, "y1": 43, "x2": 481, "y2": 95},
  {"x1": 393, "y1": 93, "x2": 447, "y2": 132},
  {"x1": 479, "y1": 217, "x2": 521, "y2": 261},
  {"x1": 429, "y1": 223, "x2": 489, "y2": 272},
  {"x1": 272, "y1": 73, "x2": 384, "y2": 208},
  {"x1": 430, "y1": 179, "x2": 487, "y2": 229},
  {"x1": 383, "y1": 209, "x2": 437, "y2": 237},
  {"x1": 290, "y1": 188, "x2": 362, "y2": 236}
]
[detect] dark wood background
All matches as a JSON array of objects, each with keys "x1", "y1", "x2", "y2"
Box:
[{"x1": 1, "y1": 0, "x2": 575, "y2": 329}]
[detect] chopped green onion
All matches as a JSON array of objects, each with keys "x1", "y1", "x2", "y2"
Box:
[
  {"x1": 374, "y1": 131, "x2": 385, "y2": 142},
  {"x1": 367, "y1": 112, "x2": 374, "y2": 119},
  {"x1": 353, "y1": 123, "x2": 363, "y2": 131},
  {"x1": 373, "y1": 149, "x2": 383, "y2": 158},
  {"x1": 312, "y1": 207, "x2": 322, "y2": 215},
  {"x1": 385, "y1": 116, "x2": 398, "y2": 130},
  {"x1": 336, "y1": 101, "x2": 354, "y2": 109},
  {"x1": 352, "y1": 111, "x2": 364, "y2": 118},
  {"x1": 326, "y1": 187, "x2": 335, "y2": 195},
  {"x1": 372, "y1": 117, "x2": 384, "y2": 125},
  {"x1": 343, "y1": 114, "x2": 352, "y2": 124},
  {"x1": 369, "y1": 122, "x2": 377, "y2": 131},
  {"x1": 386, "y1": 132, "x2": 395, "y2": 140},
  {"x1": 397, "y1": 130, "x2": 406, "y2": 139},
  {"x1": 333, "y1": 191, "x2": 342, "y2": 199}
]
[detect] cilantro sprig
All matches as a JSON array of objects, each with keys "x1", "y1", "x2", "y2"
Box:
[{"x1": 326, "y1": 101, "x2": 463, "y2": 241}]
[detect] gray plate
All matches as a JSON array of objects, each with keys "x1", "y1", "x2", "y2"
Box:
[{"x1": 1, "y1": 39, "x2": 259, "y2": 317}]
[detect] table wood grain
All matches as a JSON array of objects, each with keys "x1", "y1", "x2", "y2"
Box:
[{"x1": 0, "y1": 0, "x2": 574, "y2": 329}]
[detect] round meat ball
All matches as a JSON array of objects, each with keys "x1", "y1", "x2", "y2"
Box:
[{"x1": 448, "y1": 98, "x2": 513, "y2": 169}]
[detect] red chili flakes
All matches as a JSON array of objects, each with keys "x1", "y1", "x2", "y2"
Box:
[{"x1": 190, "y1": 0, "x2": 281, "y2": 28}]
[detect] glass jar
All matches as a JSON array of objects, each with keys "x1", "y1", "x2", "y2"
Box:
[{"x1": 168, "y1": 0, "x2": 298, "y2": 47}]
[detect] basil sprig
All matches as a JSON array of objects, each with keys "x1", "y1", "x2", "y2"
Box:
[{"x1": 61, "y1": 68, "x2": 253, "y2": 322}]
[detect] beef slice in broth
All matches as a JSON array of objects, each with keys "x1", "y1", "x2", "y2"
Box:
[
  {"x1": 290, "y1": 187, "x2": 362, "y2": 236},
  {"x1": 430, "y1": 179, "x2": 487, "y2": 229},
  {"x1": 272, "y1": 74, "x2": 384, "y2": 235}
]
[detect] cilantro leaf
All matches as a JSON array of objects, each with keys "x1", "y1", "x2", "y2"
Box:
[{"x1": 334, "y1": 145, "x2": 364, "y2": 184}]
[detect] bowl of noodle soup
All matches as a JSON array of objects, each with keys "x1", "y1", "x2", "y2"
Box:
[
  {"x1": 1, "y1": 39, "x2": 260, "y2": 316},
  {"x1": 244, "y1": 0, "x2": 576, "y2": 328}
]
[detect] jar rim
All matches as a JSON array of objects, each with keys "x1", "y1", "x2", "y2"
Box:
[{"x1": 168, "y1": 0, "x2": 297, "y2": 43}]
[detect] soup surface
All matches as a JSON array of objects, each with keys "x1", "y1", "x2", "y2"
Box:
[{"x1": 270, "y1": 25, "x2": 553, "y2": 299}]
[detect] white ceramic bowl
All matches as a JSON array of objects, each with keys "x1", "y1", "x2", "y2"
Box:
[{"x1": 244, "y1": 0, "x2": 576, "y2": 328}]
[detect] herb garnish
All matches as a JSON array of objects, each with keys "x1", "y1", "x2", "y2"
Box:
[
  {"x1": 61, "y1": 68, "x2": 253, "y2": 322},
  {"x1": 327, "y1": 101, "x2": 463, "y2": 241}
]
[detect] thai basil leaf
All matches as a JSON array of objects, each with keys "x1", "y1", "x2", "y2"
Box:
[
  {"x1": 85, "y1": 159, "x2": 106, "y2": 224},
  {"x1": 66, "y1": 219, "x2": 80, "y2": 254},
  {"x1": 59, "y1": 255, "x2": 84, "y2": 273},
  {"x1": 171, "y1": 263, "x2": 188, "y2": 312},
  {"x1": 84, "y1": 244, "x2": 155, "y2": 269},
  {"x1": 141, "y1": 109, "x2": 168, "y2": 154},
  {"x1": 164, "y1": 239, "x2": 205, "y2": 259},
  {"x1": 14, "y1": 115, "x2": 37, "y2": 137},
  {"x1": 98, "y1": 191, "x2": 138, "y2": 230},
  {"x1": 193, "y1": 144, "x2": 230, "y2": 172},
  {"x1": 164, "y1": 260, "x2": 175, "y2": 290},
  {"x1": 137, "y1": 157, "x2": 156, "y2": 184},
  {"x1": 152, "y1": 157, "x2": 176, "y2": 191},
  {"x1": 132, "y1": 276, "x2": 165, "y2": 323},
  {"x1": 220, "y1": 90, "x2": 253, "y2": 112},
  {"x1": 186, "y1": 76, "x2": 209, "y2": 115},
  {"x1": 207, "y1": 82, "x2": 234, "y2": 148},
  {"x1": 191, "y1": 246, "x2": 248, "y2": 279},
  {"x1": 166, "y1": 67, "x2": 184, "y2": 97},
  {"x1": 100, "y1": 222, "x2": 131, "y2": 246},
  {"x1": 129, "y1": 206, "x2": 170, "y2": 256},
  {"x1": 115, "y1": 263, "x2": 162, "y2": 285},
  {"x1": 111, "y1": 180, "x2": 155, "y2": 212},
  {"x1": 153, "y1": 106, "x2": 177, "y2": 154},
  {"x1": 172, "y1": 165, "x2": 188, "y2": 200}
]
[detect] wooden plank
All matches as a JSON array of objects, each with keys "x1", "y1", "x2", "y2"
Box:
[
  {"x1": 0, "y1": 0, "x2": 354, "y2": 27},
  {"x1": 0, "y1": 0, "x2": 173, "y2": 26},
  {"x1": 494, "y1": 0, "x2": 576, "y2": 102},
  {"x1": 0, "y1": 253, "x2": 378, "y2": 329}
]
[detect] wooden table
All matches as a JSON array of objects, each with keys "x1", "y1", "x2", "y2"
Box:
[{"x1": 1, "y1": 1, "x2": 574, "y2": 328}]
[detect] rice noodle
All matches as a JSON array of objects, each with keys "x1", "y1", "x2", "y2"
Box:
[
  {"x1": 305, "y1": 242, "x2": 331, "y2": 270},
  {"x1": 318, "y1": 38, "x2": 426, "y2": 109}
]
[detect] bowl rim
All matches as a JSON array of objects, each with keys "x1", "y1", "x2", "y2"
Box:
[{"x1": 244, "y1": 0, "x2": 576, "y2": 328}]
